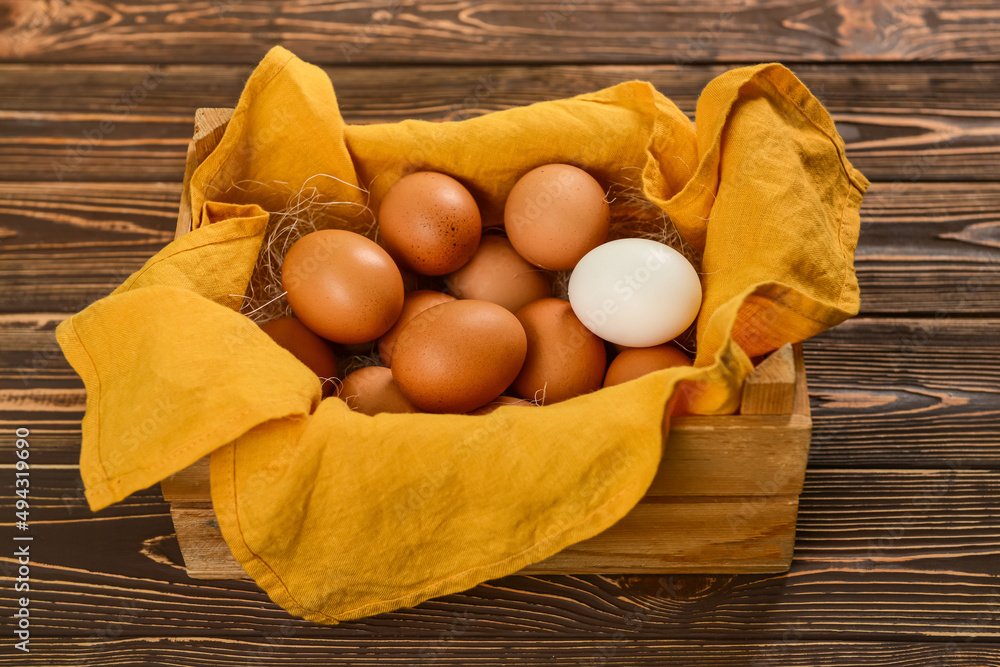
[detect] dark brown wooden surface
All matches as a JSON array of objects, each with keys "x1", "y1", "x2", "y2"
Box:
[
  {"x1": 2, "y1": 1, "x2": 999, "y2": 665},
  {"x1": 1, "y1": 63, "x2": 999, "y2": 182},
  {"x1": 2, "y1": 0, "x2": 1000, "y2": 65}
]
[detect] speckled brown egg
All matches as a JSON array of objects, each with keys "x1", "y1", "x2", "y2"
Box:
[
  {"x1": 338, "y1": 366, "x2": 419, "y2": 415},
  {"x1": 446, "y1": 235, "x2": 552, "y2": 312},
  {"x1": 260, "y1": 316, "x2": 340, "y2": 397},
  {"x1": 511, "y1": 297, "x2": 607, "y2": 404},
  {"x1": 378, "y1": 172, "x2": 482, "y2": 276},
  {"x1": 504, "y1": 164, "x2": 610, "y2": 270},
  {"x1": 281, "y1": 230, "x2": 404, "y2": 344},
  {"x1": 391, "y1": 299, "x2": 527, "y2": 413},
  {"x1": 378, "y1": 290, "x2": 455, "y2": 366},
  {"x1": 467, "y1": 395, "x2": 537, "y2": 415},
  {"x1": 603, "y1": 344, "x2": 692, "y2": 387}
]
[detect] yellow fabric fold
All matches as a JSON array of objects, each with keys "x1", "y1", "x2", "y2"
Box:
[
  {"x1": 210, "y1": 370, "x2": 682, "y2": 623},
  {"x1": 55, "y1": 204, "x2": 322, "y2": 510},
  {"x1": 56, "y1": 46, "x2": 867, "y2": 622}
]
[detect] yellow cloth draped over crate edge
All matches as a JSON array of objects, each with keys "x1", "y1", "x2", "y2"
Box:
[{"x1": 55, "y1": 46, "x2": 867, "y2": 624}]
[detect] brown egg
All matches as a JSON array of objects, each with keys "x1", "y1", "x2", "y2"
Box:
[
  {"x1": 504, "y1": 164, "x2": 610, "y2": 270},
  {"x1": 378, "y1": 172, "x2": 482, "y2": 276},
  {"x1": 282, "y1": 230, "x2": 404, "y2": 344},
  {"x1": 391, "y1": 300, "x2": 527, "y2": 413},
  {"x1": 467, "y1": 395, "x2": 537, "y2": 415},
  {"x1": 603, "y1": 344, "x2": 692, "y2": 387},
  {"x1": 446, "y1": 235, "x2": 552, "y2": 312},
  {"x1": 378, "y1": 290, "x2": 455, "y2": 366},
  {"x1": 338, "y1": 366, "x2": 418, "y2": 416},
  {"x1": 512, "y1": 298, "x2": 606, "y2": 404},
  {"x1": 260, "y1": 316, "x2": 340, "y2": 397}
]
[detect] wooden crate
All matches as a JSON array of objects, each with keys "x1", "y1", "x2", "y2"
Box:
[{"x1": 162, "y1": 108, "x2": 812, "y2": 580}]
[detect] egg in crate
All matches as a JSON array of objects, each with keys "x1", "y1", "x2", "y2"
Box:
[
  {"x1": 281, "y1": 230, "x2": 405, "y2": 344},
  {"x1": 446, "y1": 235, "x2": 551, "y2": 313},
  {"x1": 390, "y1": 299, "x2": 527, "y2": 413},
  {"x1": 568, "y1": 238, "x2": 701, "y2": 348},
  {"x1": 603, "y1": 344, "x2": 692, "y2": 387},
  {"x1": 511, "y1": 297, "x2": 607, "y2": 404},
  {"x1": 338, "y1": 366, "x2": 419, "y2": 416},
  {"x1": 259, "y1": 316, "x2": 340, "y2": 397},
  {"x1": 378, "y1": 171, "x2": 483, "y2": 276},
  {"x1": 378, "y1": 290, "x2": 456, "y2": 366},
  {"x1": 504, "y1": 164, "x2": 610, "y2": 270}
]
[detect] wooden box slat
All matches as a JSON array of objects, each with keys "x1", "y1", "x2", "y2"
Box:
[
  {"x1": 171, "y1": 493, "x2": 801, "y2": 580},
  {"x1": 164, "y1": 108, "x2": 812, "y2": 579}
]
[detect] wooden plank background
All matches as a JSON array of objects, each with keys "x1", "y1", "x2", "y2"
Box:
[
  {"x1": 1, "y1": 0, "x2": 999, "y2": 64},
  {"x1": 2, "y1": 0, "x2": 1000, "y2": 664}
]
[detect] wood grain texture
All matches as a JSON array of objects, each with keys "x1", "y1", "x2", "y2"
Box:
[
  {"x1": 806, "y1": 317, "x2": 1000, "y2": 468},
  {"x1": 1, "y1": 14, "x2": 998, "y2": 657},
  {"x1": 858, "y1": 182, "x2": 1000, "y2": 315},
  {"x1": 1, "y1": 63, "x2": 999, "y2": 182},
  {"x1": 3, "y1": 467, "x2": 1000, "y2": 641},
  {"x1": 1, "y1": 1, "x2": 998, "y2": 65},
  {"x1": 6, "y1": 62, "x2": 1000, "y2": 116},
  {"x1": 741, "y1": 343, "x2": 797, "y2": 415},
  {"x1": 0, "y1": 183, "x2": 180, "y2": 314},
  {"x1": 171, "y1": 495, "x2": 800, "y2": 578},
  {"x1": 2, "y1": 638, "x2": 999, "y2": 667}
]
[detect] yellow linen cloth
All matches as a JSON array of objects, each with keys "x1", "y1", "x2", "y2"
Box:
[{"x1": 56, "y1": 47, "x2": 867, "y2": 623}]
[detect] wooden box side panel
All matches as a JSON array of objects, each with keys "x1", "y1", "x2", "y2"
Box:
[{"x1": 172, "y1": 494, "x2": 800, "y2": 580}]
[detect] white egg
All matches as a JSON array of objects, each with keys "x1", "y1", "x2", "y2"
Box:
[{"x1": 567, "y1": 238, "x2": 702, "y2": 347}]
